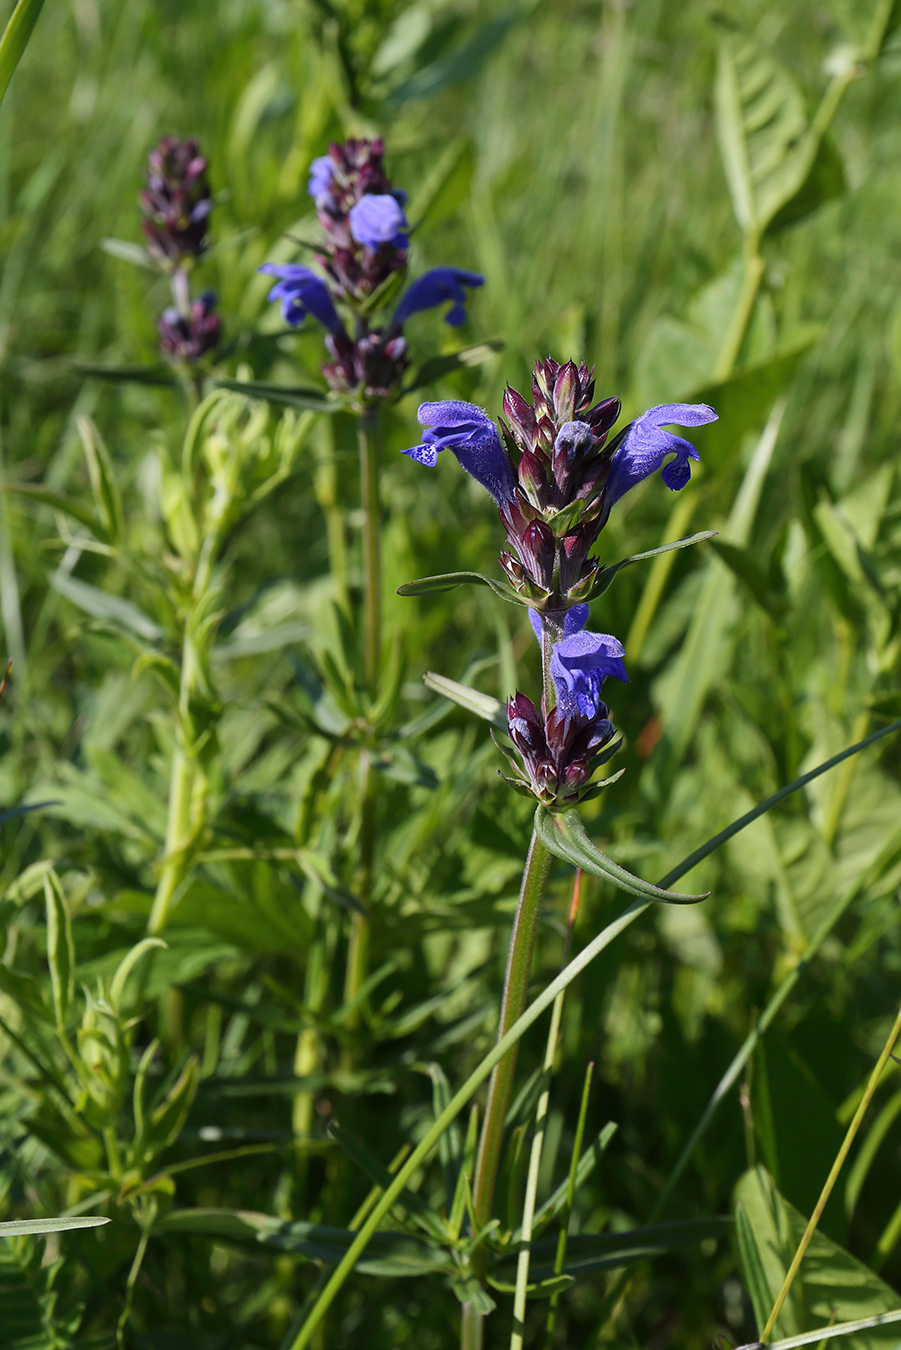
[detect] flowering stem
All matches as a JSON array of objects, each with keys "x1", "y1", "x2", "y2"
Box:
[
  {"x1": 510, "y1": 872, "x2": 583, "y2": 1350},
  {"x1": 342, "y1": 408, "x2": 382, "y2": 1035},
  {"x1": 463, "y1": 826, "x2": 552, "y2": 1343},
  {"x1": 359, "y1": 406, "x2": 382, "y2": 690}
]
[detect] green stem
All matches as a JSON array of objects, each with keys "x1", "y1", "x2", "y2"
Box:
[
  {"x1": 464, "y1": 827, "x2": 553, "y2": 1338},
  {"x1": 340, "y1": 410, "x2": 383, "y2": 1033},
  {"x1": 512, "y1": 870, "x2": 583, "y2": 1350},
  {"x1": 760, "y1": 1003, "x2": 901, "y2": 1342},
  {"x1": 712, "y1": 237, "x2": 764, "y2": 383},
  {"x1": 510, "y1": 976, "x2": 565, "y2": 1350},
  {"x1": 148, "y1": 742, "x2": 193, "y2": 937},
  {"x1": 359, "y1": 407, "x2": 381, "y2": 691}
]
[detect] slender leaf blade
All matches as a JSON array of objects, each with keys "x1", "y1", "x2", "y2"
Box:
[{"x1": 535, "y1": 808, "x2": 708, "y2": 903}]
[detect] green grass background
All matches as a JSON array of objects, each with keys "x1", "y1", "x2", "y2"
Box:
[{"x1": 1, "y1": 0, "x2": 901, "y2": 1346}]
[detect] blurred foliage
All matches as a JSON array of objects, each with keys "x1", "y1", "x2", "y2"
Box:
[{"x1": 0, "y1": 0, "x2": 900, "y2": 1346}]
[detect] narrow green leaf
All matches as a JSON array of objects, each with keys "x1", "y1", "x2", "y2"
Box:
[
  {"x1": 3, "y1": 482, "x2": 103, "y2": 535},
  {"x1": 0, "y1": 1215, "x2": 110, "y2": 1237},
  {"x1": 139, "y1": 1058, "x2": 200, "y2": 1161},
  {"x1": 0, "y1": 0, "x2": 47, "y2": 110},
  {"x1": 158, "y1": 1208, "x2": 453, "y2": 1277},
  {"x1": 109, "y1": 938, "x2": 167, "y2": 1012},
  {"x1": 76, "y1": 415, "x2": 123, "y2": 544},
  {"x1": 99, "y1": 237, "x2": 154, "y2": 269},
  {"x1": 487, "y1": 1273, "x2": 573, "y2": 1298},
  {"x1": 591, "y1": 531, "x2": 717, "y2": 598},
  {"x1": 0, "y1": 800, "x2": 58, "y2": 826},
  {"x1": 50, "y1": 572, "x2": 164, "y2": 643},
  {"x1": 44, "y1": 873, "x2": 74, "y2": 1030},
  {"x1": 422, "y1": 671, "x2": 505, "y2": 728},
  {"x1": 72, "y1": 360, "x2": 177, "y2": 386},
  {"x1": 404, "y1": 340, "x2": 503, "y2": 392},
  {"x1": 530, "y1": 1121, "x2": 615, "y2": 1237},
  {"x1": 211, "y1": 377, "x2": 337, "y2": 413},
  {"x1": 534, "y1": 808, "x2": 708, "y2": 904},
  {"x1": 397, "y1": 569, "x2": 526, "y2": 605},
  {"x1": 762, "y1": 1309, "x2": 901, "y2": 1348}
]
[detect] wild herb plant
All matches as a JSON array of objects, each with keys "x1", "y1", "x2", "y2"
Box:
[{"x1": 3, "y1": 0, "x2": 901, "y2": 1348}]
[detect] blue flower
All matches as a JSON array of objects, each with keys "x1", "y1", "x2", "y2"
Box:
[
  {"x1": 527, "y1": 606, "x2": 627, "y2": 716},
  {"x1": 259, "y1": 264, "x2": 344, "y2": 334},
  {"x1": 606, "y1": 402, "x2": 718, "y2": 504},
  {"x1": 402, "y1": 400, "x2": 516, "y2": 505},
  {"x1": 348, "y1": 194, "x2": 409, "y2": 250},
  {"x1": 393, "y1": 268, "x2": 484, "y2": 328},
  {"x1": 308, "y1": 155, "x2": 335, "y2": 201},
  {"x1": 548, "y1": 608, "x2": 628, "y2": 719}
]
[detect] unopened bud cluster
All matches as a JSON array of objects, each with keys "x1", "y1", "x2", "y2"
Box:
[
  {"x1": 498, "y1": 358, "x2": 621, "y2": 606},
  {"x1": 141, "y1": 135, "x2": 221, "y2": 368},
  {"x1": 501, "y1": 689, "x2": 619, "y2": 809}
]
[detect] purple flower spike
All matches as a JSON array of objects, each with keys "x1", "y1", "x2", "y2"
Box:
[
  {"x1": 402, "y1": 400, "x2": 516, "y2": 505},
  {"x1": 349, "y1": 194, "x2": 408, "y2": 250},
  {"x1": 606, "y1": 402, "x2": 718, "y2": 505},
  {"x1": 308, "y1": 154, "x2": 335, "y2": 200},
  {"x1": 393, "y1": 268, "x2": 484, "y2": 328},
  {"x1": 551, "y1": 628, "x2": 628, "y2": 719},
  {"x1": 258, "y1": 263, "x2": 344, "y2": 334}
]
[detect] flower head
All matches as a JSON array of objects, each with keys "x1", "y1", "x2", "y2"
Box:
[
  {"x1": 349, "y1": 194, "x2": 408, "y2": 250},
  {"x1": 393, "y1": 268, "x2": 484, "y2": 328},
  {"x1": 140, "y1": 135, "x2": 211, "y2": 269},
  {"x1": 158, "y1": 290, "x2": 221, "y2": 365},
  {"x1": 606, "y1": 402, "x2": 718, "y2": 505},
  {"x1": 258, "y1": 263, "x2": 344, "y2": 334},
  {"x1": 402, "y1": 401, "x2": 516, "y2": 505}
]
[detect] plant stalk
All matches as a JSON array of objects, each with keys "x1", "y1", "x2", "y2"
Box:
[
  {"x1": 342, "y1": 408, "x2": 383, "y2": 1034},
  {"x1": 461, "y1": 826, "x2": 552, "y2": 1345},
  {"x1": 359, "y1": 406, "x2": 381, "y2": 691}
]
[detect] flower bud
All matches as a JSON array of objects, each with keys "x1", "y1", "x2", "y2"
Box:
[
  {"x1": 158, "y1": 291, "x2": 221, "y2": 365},
  {"x1": 141, "y1": 135, "x2": 211, "y2": 270}
]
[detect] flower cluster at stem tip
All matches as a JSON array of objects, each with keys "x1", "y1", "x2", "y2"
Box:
[
  {"x1": 141, "y1": 135, "x2": 222, "y2": 367},
  {"x1": 402, "y1": 357, "x2": 718, "y2": 808},
  {"x1": 259, "y1": 138, "x2": 484, "y2": 401}
]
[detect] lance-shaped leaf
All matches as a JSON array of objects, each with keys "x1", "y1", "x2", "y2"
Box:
[
  {"x1": 50, "y1": 572, "x2": 164, "y2": 644},
  {"x1": 404, "y1": 340, "x2": 504, "y2": 393},
  {"x1": 72, "y1": 361, "x2": 177, "y2": 386},
  {"x1": 0, "y1": 0, "x2": 47, "y2": 110},
  {"x1": 398, "y1": 569, "x2": 528, "y2": 606},
  {"x1": 755, "y1": 1309, "x2": 901, "y2": 1349},
  {"x1": 77, "y1": 415, "x2": 123, "y2": 544},
  {"x1": 211, "y1": 377, "x2": 337, "y2": 413},
  {"x1": 534, "y1": 808, "x2": 708, "y2": 904},
  {"x1": 3, "y1": 483, "x2": 104, "y2": 536},
  {"x1": 0, "y1": 1215, "x2": 110, "y2": 1237},
  {"x1": 44, "y1": 873, "x2": 74, "y2": 1030},
  {"x1": 590, "y1": 532, "x2": 717, "y2": 599},
  {"x1": 423, "y1": 672, "x2": 506, "y2": 729},
  {"x1": 158, "y1": 1209, "x2": 454, "y2": 1277}
]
